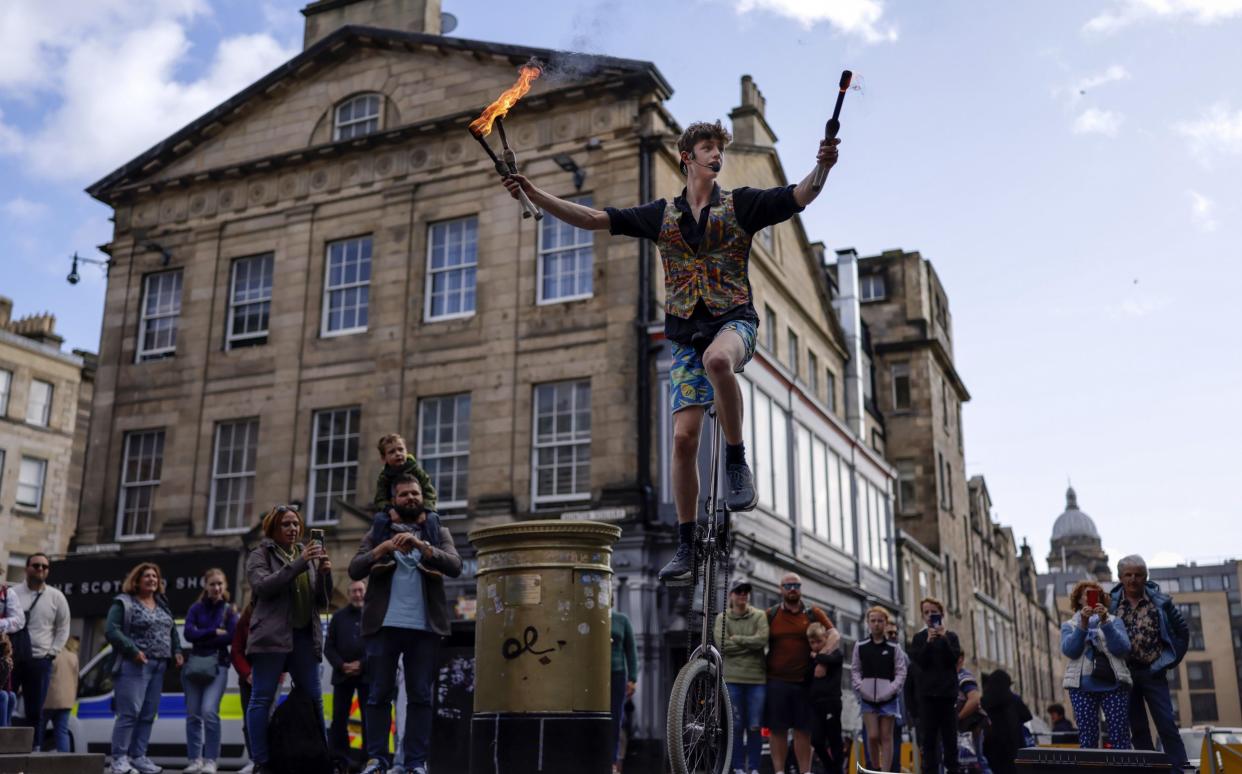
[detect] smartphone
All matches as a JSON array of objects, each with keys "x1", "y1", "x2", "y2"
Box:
[
  {"x1": 1085, "y1": 588, "x2": 1100, "y2": 608},
  {"x1": 929, "y1": 613, "x2": 943, "y2": 628},
  {"x1": 309, "y1": 528, "x2": 325, "y2": 547}
]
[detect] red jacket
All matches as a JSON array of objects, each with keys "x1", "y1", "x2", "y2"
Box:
[{"x1": 231, "y1": 608, "x2": 252, "y2": 680}]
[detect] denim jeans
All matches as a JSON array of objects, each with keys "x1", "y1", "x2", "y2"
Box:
[
  {"x1": 13, "y1": 655, "x2": 54, "y2": 749},
  {"x1": 0, "y1": 690, "x2": 15, "y2": 726},
  {"x1": 1128, "y1": 666, "x2": 1187, "y2": 767},
  {"x1": 184, "y1": 661, "x2": 229, "y2": 761},
  {"x1": 111, "y1": 659, "x2": 167, "y2": 760},
  {"x1": 41, "y1": 709, "x2": 71, "y2": 752},
  {"x1": 727, "y1": 682, "x2": 766, "y2": 772},
  {"x1": 365, "y1": 627, "x2": 439, "y2": 767},
  {"x1": 246, "y1": 627, "x2": 324, "y2": 765}
]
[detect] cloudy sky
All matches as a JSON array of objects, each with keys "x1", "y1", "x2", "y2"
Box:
[{"x1": 2, "y1": 0, "x2": 1239, "y2": 571}]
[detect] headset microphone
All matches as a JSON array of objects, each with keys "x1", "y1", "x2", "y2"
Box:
[{"x1": 690, "y1": 154, "x2": 722, "y2": 173}]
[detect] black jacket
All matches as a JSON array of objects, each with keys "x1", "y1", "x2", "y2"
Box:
[
  {"x1": 809, "y1": 648, "x2": 844, "y2": 706},
  {"x1": 324, "y1": 604, "x2": 365, "y2": 685},
  {"x1": 907, "y1": 628, "x2": 962, "y2": 700}
]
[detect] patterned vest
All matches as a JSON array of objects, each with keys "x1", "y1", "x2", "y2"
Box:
[{"x1": 657, "y1": 190, "x2": 753, "y2": 318}]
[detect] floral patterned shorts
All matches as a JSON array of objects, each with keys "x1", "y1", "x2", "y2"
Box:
[{"x1": 669, "y1": 320, "x2": 757, "y2": 413}]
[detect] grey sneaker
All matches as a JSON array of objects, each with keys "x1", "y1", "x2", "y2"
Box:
[
  {"x1": 131, "y1": 757, "x2": 163, "y2": 774},
  {"x1": 360, "y1": 759, "x2": 388, "y2": 774},
  {"x1": 111, "y1": 756, "x2": 138, "y2": 774},
  {"x1": 658, "y1": 543, "x2": 695, "y2": 585},
  {"x1": 725, "y1": 461, "x2": 758, "y2": 512}
]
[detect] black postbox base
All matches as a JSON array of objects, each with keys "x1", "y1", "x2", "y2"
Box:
[{"x1": 470, "y1": 712, "x2": 612, "y2": 774}]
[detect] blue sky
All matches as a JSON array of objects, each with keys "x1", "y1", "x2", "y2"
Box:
[{"x1": 2, "y1": 0, "x2": 1239, "y2": 571}]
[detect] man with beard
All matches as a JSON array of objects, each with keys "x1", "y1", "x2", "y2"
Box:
[
  {"x1": 350, "y1": 475, "x2": 462, "y2": 774},
  {"x1": 766, "y1": 573, "x2": 833, "y2": 774}
]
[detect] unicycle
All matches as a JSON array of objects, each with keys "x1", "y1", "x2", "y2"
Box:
[{"x1": 666, "y1": 404, "x2": 734, "y2": 774}]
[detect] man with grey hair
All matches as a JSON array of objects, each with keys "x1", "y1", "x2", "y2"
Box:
[{"x1": 1108, "y1": 554, "x2": 1190, "y2": 769}]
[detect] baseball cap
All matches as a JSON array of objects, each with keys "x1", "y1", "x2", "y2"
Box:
[{"x1": 730, "y1": 579, "x2": 753, "y2": 594}]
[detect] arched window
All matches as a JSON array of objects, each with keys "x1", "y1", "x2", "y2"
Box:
[{"x1": 334, "y1": 94, "x2": 382, "y2": 140}]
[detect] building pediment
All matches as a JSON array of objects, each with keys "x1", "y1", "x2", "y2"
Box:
[{"x1": 88, "y1": 25, "x2": 670, "y2": 202}]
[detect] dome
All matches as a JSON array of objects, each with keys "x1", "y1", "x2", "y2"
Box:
[{"x1": 1052, "y1": 486, "x2": 1099, "y2": 540}]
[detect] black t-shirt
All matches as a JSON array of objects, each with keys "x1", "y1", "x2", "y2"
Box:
[{"x1": 605, "y1": 183, "x2": 804, "y2": 347}]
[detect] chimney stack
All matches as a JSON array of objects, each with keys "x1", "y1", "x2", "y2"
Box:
[
  {"x1": 831, "y1": 248, "x2": 865, "y2": 439},
  {"x1": 728, "y1": 75, "x2": 777, "y2": 148},
  {"x1": 301, "y1": 0, "x2": 443, "y2": 50},
  {"x1": 0, "y1": 296, "x2": 11, "y2": 328}
]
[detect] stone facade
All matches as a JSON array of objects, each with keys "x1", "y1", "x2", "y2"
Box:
[
  {"x1": 0, "y1": 298, "x2": 95, "y2": 578},
  {"x1": 76, "y1": 3, "x2": 897, "y2": 755}
]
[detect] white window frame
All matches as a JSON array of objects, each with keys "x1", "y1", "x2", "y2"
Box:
[
  {"x1": 417, "y1": 394, "x2": 472, "y2": 511},
  {"x1": 0, "y1": 369, "x2": 11, "y2": 416},
  {"x1": 763, "y1": 305, "x2": 777, "y2": 353},
  {"x1": 307, "y1": 407, "x2": 361, "y2": 525},
  {"x1": 116, "y1": 430, "x2": 164, "y2": 541},
  {"x1": 333, "y1": 93, "x2": 382, "y2": 141},
  {"x1": 321, "y1": 236, "x2": 372, "y2": 337},
  {"x1": 787, "y1": 328, "x2": 799, "y2": 379},
  {"x1": 136, "y1": 270, "x2": 183, "y2": 362},
  {"x1": 531, "y1": 380, "x2": 592, "y2": 505},
  {"x1": 860, "y1": 273, "x2": 887, "y2": 302},
  {"x1": 826, "y1": 370, "x2": 837, "y2": 414},
  {"x1": 25, "y1": 379, "x2": 53, "y2": 427},
  {"x1": 227, "y1": 254, "x2": 274, "y2": 349},
  {"x1": 425, "y1": 217, "x2": 479, "y2": 322},
  {"x1": 537, "y1": 195, "x2": 595, "y2": 305},
  {"x1": 16, "y1": 456, "x2": 46, "y2": 511},
  {"x1": 807, "y1": 352, "x2": 819, "y2": 398},
  {"x1": 207, "y1": 419, "x2": 260, "y2": 534}
]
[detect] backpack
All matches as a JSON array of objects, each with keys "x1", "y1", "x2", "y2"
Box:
[
  {"x1": 267, "y1": 686, "x2": 335, "y2": 774},
  {"x1": 767, "y1": 603, "x2": 827, "y2": 626}
]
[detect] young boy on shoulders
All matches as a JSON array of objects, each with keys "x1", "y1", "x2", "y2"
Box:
[{"x1": 373, "y1": 433, "x2": 437, "y2": 512}]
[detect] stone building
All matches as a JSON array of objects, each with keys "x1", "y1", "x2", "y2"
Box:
[
  {"x1": 0, "y1": 297, "x2": 96, "y2": 580},
  {"x1": 1047, "y1": 485, "x2": 1111, "y2": 582},
  {"x1": 71, "y1": 0, "x2": 897, "y2": 759}
]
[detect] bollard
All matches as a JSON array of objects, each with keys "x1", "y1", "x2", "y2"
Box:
[{"x1": 468, "y1": 519, "x2": 621, "y2": 774}]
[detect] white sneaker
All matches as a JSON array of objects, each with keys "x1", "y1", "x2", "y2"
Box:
[
  {"x1": 201, "y1": 762, "x2": 217, "y2": 774},
  {"x1": 184, "y1": 759, "x2": 205, "y2": 774},
  {"x1": 111, "y1": 756, "x2": 137, "y2": 774},
  {"x1": 237, "y1": 763, "x2": 254, "y2": 774},
  {"x1": 131, "y1": 757, "x2": 163, "y2": 774}
]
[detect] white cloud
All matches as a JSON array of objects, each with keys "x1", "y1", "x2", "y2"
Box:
[
  {"x1": 1188, "y1": 190, "x2": 1218, "y2": 231},
  {"x1": 1149, "y1": 550, "x2": 1187, "y2": 569},
  {"x1": 1105, "y1": 295, "x2": 1173, "y2": 319},
  {"x1": 1072, "y1": 65, "x2": 1130, "y2": 98},
  {"x1": 1073, "y1": 108, "x2": 1124, "y2": 137},
  {"x1": 730, "y1": 0, "x2": 898, "y2": 43},
  {"x1": 2, "y1": 196, "x2": 47, "y2": 219},
  {"x1": 0, "y1": 2, "x2": 297, "y2": 182},
  {"x1": 1085, "y1": 0, "x2": 1242, "y2": 33},
  {"x1": 1175, "y1": 102, "x2": 1242, "y2": 161}
]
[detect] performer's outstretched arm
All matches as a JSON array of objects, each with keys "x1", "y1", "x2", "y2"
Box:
[
  {"x1": 502, "y1": 174, "x2": 610, "y2": 230},
  {"x1": 793, "y1": 138, "x2": 841, "y2": 208}
]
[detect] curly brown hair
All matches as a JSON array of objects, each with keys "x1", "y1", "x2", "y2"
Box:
[
  {"x1": 677, "y1": 120, "x2": 732, "y2": 175},
  {"x1": 1069, "y1": 580, "x2": 1105, "y2": 612},
  {"x1": 121, "y1": 562, "x2": 163, "y2": 596}
]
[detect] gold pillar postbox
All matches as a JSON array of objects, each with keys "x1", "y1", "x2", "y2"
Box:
[{"x1": 469, "y1": 519, "x2": 621, "y2": 773}]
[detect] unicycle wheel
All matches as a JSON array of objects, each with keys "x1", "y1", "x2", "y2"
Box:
[{"x1": 666, "y1": 657, "x2": 733, "y2": 774}]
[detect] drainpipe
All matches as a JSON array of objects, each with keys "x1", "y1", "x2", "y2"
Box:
[
  {"x1": 832, "y1": 248, "x2": 865, "y2": 439},
  {"x1": 636, "y1": 136, "x2": 657, "y2": 527}
]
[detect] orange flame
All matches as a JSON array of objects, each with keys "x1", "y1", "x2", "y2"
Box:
[{"x1": 469, "y1": 62, "x2": 543, "y2": 136}]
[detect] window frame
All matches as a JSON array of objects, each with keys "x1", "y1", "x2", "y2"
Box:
[
  {"x1": 891, "y1": 363, "x2": 911, "y2": 411},
  {"x1": 424, "y1": 217, "x2": 479, "y2": 322},
  {"x1": 307, "y1": 407, "x2": 362, "y2": 525},
  {"x1": 417, "y1": 393, "x2": 472, "y2": 512},
  {"x1": 207, "y1": 418, "x2": 260, "y2": 535},
  {"x1": 116, "y1": 430, "x2": 165, "y2": 541},
  {"x1": 787, "y1": 328, "x2": 800, "y2": 379},
  {"x1": 333, "y1": 93, "x2": 383, "y2": 141},
  {"x1": 136, "y1": 270, "x2": 183, "y2": 362},
  {"x1": 0, "y1": 368, "x2": 11, "y2": 416},
  {"x1": 763, "y1": 305, "x2": 777, "y2": 353},
  {"x1": 25, "y1": 378, "x2": 53, "y2": 427},
  {"x1": 226, "y1": 253, "x2": 274, "y2": 350},
  {"x1": 825, "y1": 370, "x2": 837, "y2": 414},
  {"x1": 897, "y1": 460, "x2": 917, "y2": 514},
  {"x1": 320, "y1": 236, "x2": 372, "y2": 338},
  {"x1": 531, "y1": 380, "x2": 593, "y2": 506},
  {"x1": 536, "y1": 195, "x2": 595, "y2": 305},
  {"x1": 860, "y1": 273, "x2": 887, "y2": 302},
  {"x1": 15, "y1": 455, "x2": 47, "y2": 512}
]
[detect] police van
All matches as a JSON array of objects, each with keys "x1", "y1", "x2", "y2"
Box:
[{"x1": 65, "y1": 617, "x2": 363, "y2": 769}]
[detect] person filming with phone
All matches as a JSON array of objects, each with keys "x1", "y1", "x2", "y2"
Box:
[
  {"x1": 1060, "y1": 580, "x2": 1132, "y2": 750},
  {"x1": 244, "y1": 505, "x2": 333, "y2": 774},
  {"x1": 907, "y1": 598, "x2": 963, "y2": 774}
]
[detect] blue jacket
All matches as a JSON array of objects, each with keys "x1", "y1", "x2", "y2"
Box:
[
  {"x1": 1108, "y1": 580, "x2": 1189, "y2": 672},
  {"x1": 184, "y1": 598, "x2": 238, "y2": 664},
  {"x1": 366, "y1": 509, "x2": 444, "y2": 549},
  {"x1": 1061, "y1": 612, "x2": 1132, "y2": 689}
]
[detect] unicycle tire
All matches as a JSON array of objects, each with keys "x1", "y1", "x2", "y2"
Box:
[{"x1": 666, "y1": 657, "x2": 733, "y2": 774}]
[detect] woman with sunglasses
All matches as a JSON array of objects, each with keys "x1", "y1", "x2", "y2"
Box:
[{"x1": 244, "y1": 506, "x2": 333, "y2": 774}]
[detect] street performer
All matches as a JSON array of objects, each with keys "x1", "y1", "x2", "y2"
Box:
[{"x1": 502, "y1": 121, "x2": 840, "y2": 583}]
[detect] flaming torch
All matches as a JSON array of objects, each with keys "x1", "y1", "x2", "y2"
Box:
[
  {"x1": 810, "y1": 69, "x2": 853, "y2": 192},
  {"x1": 469, "y1": 61, "x2": 544, "y2": 220}
]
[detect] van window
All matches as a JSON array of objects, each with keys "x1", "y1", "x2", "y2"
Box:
[{"x1": 79, "y1": 651, "x2": 118, "y2": 698}]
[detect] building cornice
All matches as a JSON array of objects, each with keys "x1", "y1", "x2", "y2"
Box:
[{"x1": 0, "y1": 328, "x2": 85, "y2": 369}]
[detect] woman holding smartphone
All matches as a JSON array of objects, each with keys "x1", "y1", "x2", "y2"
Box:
[
  {"x1": 244, "y1": 505, "x2": 333, "y2": 774},
  {"x1": 1060, "y1": 580, "x2": 1133, "y2": 749}
]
